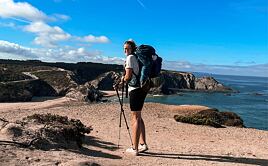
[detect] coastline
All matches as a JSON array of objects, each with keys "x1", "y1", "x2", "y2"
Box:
[{"x1": 0, "y1": 99, "x2": 267, "y2": 165}]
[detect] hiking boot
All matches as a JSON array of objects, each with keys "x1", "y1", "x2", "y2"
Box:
[
  {"x1": 138, "y1": 144, "x2": 148, "y2": 153},
  {"x1": 126, "y1": 147, "x2": 138, "y2": 156}
]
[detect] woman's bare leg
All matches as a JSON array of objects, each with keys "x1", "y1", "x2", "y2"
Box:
[
  {"x1": 131, "y1": 111, "x2": 141, "y2": 150},
  {"x1": 139, "y1": 118, "x2": 146, "y2": 145}
]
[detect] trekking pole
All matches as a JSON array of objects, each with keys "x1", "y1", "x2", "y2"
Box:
[
  {"x1": 117, "y1": 82, "x2": 123, "y2": 148},
  {"x1": 121, "y1": 80, "x2": 133, "y2": 146},
  {"x1": 114, "y1": 83, "x2": 133, "y2": 148},
  {"x1": 125, "y1": 83, "x2": 128, "y2": 98}
]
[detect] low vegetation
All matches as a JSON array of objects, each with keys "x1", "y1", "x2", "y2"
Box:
[
  {"x1": 174, "y1": 109, "x2": 244, "y2": 128},
  {"x1": 0, "y1": 114, "x2": 92, "y2": 149}
]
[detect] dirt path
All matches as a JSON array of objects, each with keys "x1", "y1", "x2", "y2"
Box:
[
  {"x1": 0, "y1": 97, "x2": 75, "y2": 112},
  {"x1": 0, "y1": 100, "x2": 267, "y2": 166}
]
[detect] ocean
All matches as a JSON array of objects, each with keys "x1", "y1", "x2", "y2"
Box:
[{"x1": 146, "y1": 73, "x2": 268, "y2": 131}]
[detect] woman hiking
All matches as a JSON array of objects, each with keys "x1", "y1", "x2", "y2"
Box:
[{"x1": 120, "y1": 39, "x2": 149, "y2": 156}]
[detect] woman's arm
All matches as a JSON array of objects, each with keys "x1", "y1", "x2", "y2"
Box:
[{"x1": 123, "y1": 68, "x2": 133, "y2": 82}]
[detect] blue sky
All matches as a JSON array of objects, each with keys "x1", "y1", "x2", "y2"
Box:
[{"x1": 0, "y1": 0, "x2": 267, "y2": 77}]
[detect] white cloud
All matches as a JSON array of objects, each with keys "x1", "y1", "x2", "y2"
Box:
[
  {"x1": 40, "y1": 47, "x2": 101, "y2": 62},
  {"x1": 0, "y1": 40, "x2": 38, "y2": 59},
  {"x1": 0, "y1": 40, "x2": 122, "y2": 64},
  {"x1": 0, "y1": 0, "x2": 48, "y2": 22},
  {"x1": 83, "y1": 35, "x2": 110, "y2": 43},
  {"x1": 52, "y1": 14, "x2": 70, "y2": 21},
  {"x1": 24, "y1": 21, "x2": 71, "y2": 47},
  {"x1": 163, "y1": 60, "x2": 268, "y2": 77},
  {"x1": 0, "y1": 0, "x2": 70, "y2": 22},
  {"x1": 0, "y1": 40, "x2": 267, "y2": 77},
  {"x1": 163, "y1": 60, "x2": 192, "y2": 71},
  {"x1": 98, "y1": 56, "x2": 124, "y2": 65},
  {"x1": 23, "y1": 22, "x2": 110, "y2": 47},
  {"x1": 0, "y1": 0, "x2": 110, "y2": 48},
  {"x1": 234, "y1": 60, "x2": 256, "y2": 65}
]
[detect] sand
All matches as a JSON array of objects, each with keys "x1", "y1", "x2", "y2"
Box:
[{"x1": 0, "y1": 97, "x2": 268, "y2": 166}]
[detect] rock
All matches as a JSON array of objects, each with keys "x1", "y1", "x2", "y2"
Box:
[
  {"x1": 174, "y1": 108, "x2": 245, "y2": 128},
  {"x1": 0, "y1": 67, "x2": 78, "y2": 101},
  {"x1": 0, "y1": 123, "x2": 23, "y2": 138},
  {"x1": 0, "y1": 59, "x2": 234, "y2": 98},
  {"x1": 195, "y1": 77, "x2": 232, "y2": 92},
  {"x1": 220, "y1": 111, "x2": 245, "y2": 127},
  {"x1": 252, "y1": 93, "x2": 263, "y2": 96},
  {"x1": 88, "y1": 70, "x2": 231, "y2": 95},
  {"x1": 66, "y1": 84, "x2": 103, "y2": 102},
  {"x1": 89, "y1": 71, "x2": 120, "y2": 90},
  {"x1": 0, "y1": 114, "x2": 93, "y2": 150},
  {"x1": 25, "y1": 79, "x2": 58, "y2": 97},
  {"x1": 66, "y1": 87, "x2": 87, "y2": 102},
  {"x1": 0, "y1": 82, "x2": 33, "y2": 102},
  {"x1": 0, "y1": 78, "x2": 60, "y2": 102},
  {"x1": 150, "y1": 71, "x2": 195, "y2": 94},
  {"x1": 32, "y1": 70, "x2": 78, "y2": 96},
  {"x1": 0, "y1": 67, "x2": 32, "y2": 82},
  {"x1": 61, "y1": 161, "x2": 101, "y2": 166},
  {"x1": 86, "y1": 85, "x2": 103, "y2": 102}
]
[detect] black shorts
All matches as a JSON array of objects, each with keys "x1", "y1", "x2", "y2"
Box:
[{"x1": 129, "y1": 88, "x2": 148, "y2": 111}]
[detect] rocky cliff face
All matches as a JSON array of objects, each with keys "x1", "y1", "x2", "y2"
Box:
[
  {"x1": 89, "y1": 71, "x2": 119, "y2": 90},
  {"x1": 85, "y1": 70, "x2": 232, "y2": 95},
  {"x1": 195, "y1": 76, "x2": 232, "y2": 91},
  {"x1": 0, "y1": 59, "x2": 233, "y2": 102},
  {"x1": 31, "y1": 70, "x2": 78, "y2": 96},
  {"x1": 0, "y1": 64, "x2": 103, "y2": 102},
  {"x1": 0, "y1": 81, "x2": 33, "y2": 102},
  {"x1": 66, "y1": 84, "x2": 103, "y2": 102},
  {"x1": 151, "y1": 71, "x2": 232, "y2": 94},
  {"x1": 150, "y1": 70, "x2": 196, "y2": 94}
]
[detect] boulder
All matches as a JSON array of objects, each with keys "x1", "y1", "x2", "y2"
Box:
[
  {"x1": 150, "y1": 71, "x2": 195, "y2": 94},
  {"x1": 89, "y1": 71, "x2": 120, "y2": 90},
  {"x1": 195, "y1": 77, "x2": 232, "y2": 91},
  {"x1": 174, "y1": 108, "x2": 245, "y2": 128},
  {"x1": 66, "y1": 84, "x2": 103, "y2": 102}
]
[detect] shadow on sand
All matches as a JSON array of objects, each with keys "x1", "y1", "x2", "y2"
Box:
[
  {"x1": 139, "y1": 152, "x2": 268, "y2": 166},
  {"x1": 66, "y1": 135, "x2": 121, "y2": 159},
  {"x1": 0, "y1": 135, "x2": 121, "y2": 160}
]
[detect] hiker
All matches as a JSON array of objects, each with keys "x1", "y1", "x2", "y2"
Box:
[{"x1": 121, "y1": 40, "x2": 149, "y2": 156}]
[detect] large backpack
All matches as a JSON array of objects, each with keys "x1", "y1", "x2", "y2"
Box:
[{"x1": 132, "y1": 44, "x2": 162, "y2": 87}]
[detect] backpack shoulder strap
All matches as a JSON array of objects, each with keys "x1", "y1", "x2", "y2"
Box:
[{"x1": 132, "y1": 54, "x2": 141, "y2": 77}]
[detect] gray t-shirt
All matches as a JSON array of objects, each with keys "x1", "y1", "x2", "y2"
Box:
[{"x1": 125, "y1": 54, "x2": 139, "y2": 91}]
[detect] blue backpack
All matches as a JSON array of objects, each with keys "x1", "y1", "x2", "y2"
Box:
[{"x1": 131, "y1": 45, "x2": 162, "y2": 87}]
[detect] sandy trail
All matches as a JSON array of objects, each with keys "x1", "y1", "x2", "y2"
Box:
[
  {"x1": 0, "y1": 97, "x2": 75, "y2": 111},
  {"x1": 0, "y1": 98, "x2": 267, "y2": 166}
]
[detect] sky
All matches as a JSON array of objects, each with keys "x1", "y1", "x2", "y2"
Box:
[{"x1": 0, "y1": 0, "x2": 267, "y2": 77}]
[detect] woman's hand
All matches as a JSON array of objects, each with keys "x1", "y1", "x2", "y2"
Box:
[
  {"x1": 113, "y1": 76, "x2": 124, "y2": 90},
  {"x1": 121, "y1": 76, "x2": 125, "y2": 83}
]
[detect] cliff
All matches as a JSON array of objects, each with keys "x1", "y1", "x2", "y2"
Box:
[
  {"x1": 90, "y1": 70, "x2": 233, "y2": 95},
  {"x1": 0, "y1": 59, "x2": 233, "y2": 101}
]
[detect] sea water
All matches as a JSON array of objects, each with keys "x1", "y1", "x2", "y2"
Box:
[{"x1": 146, "y1": 74, "x2": 268, "y2": 131}]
